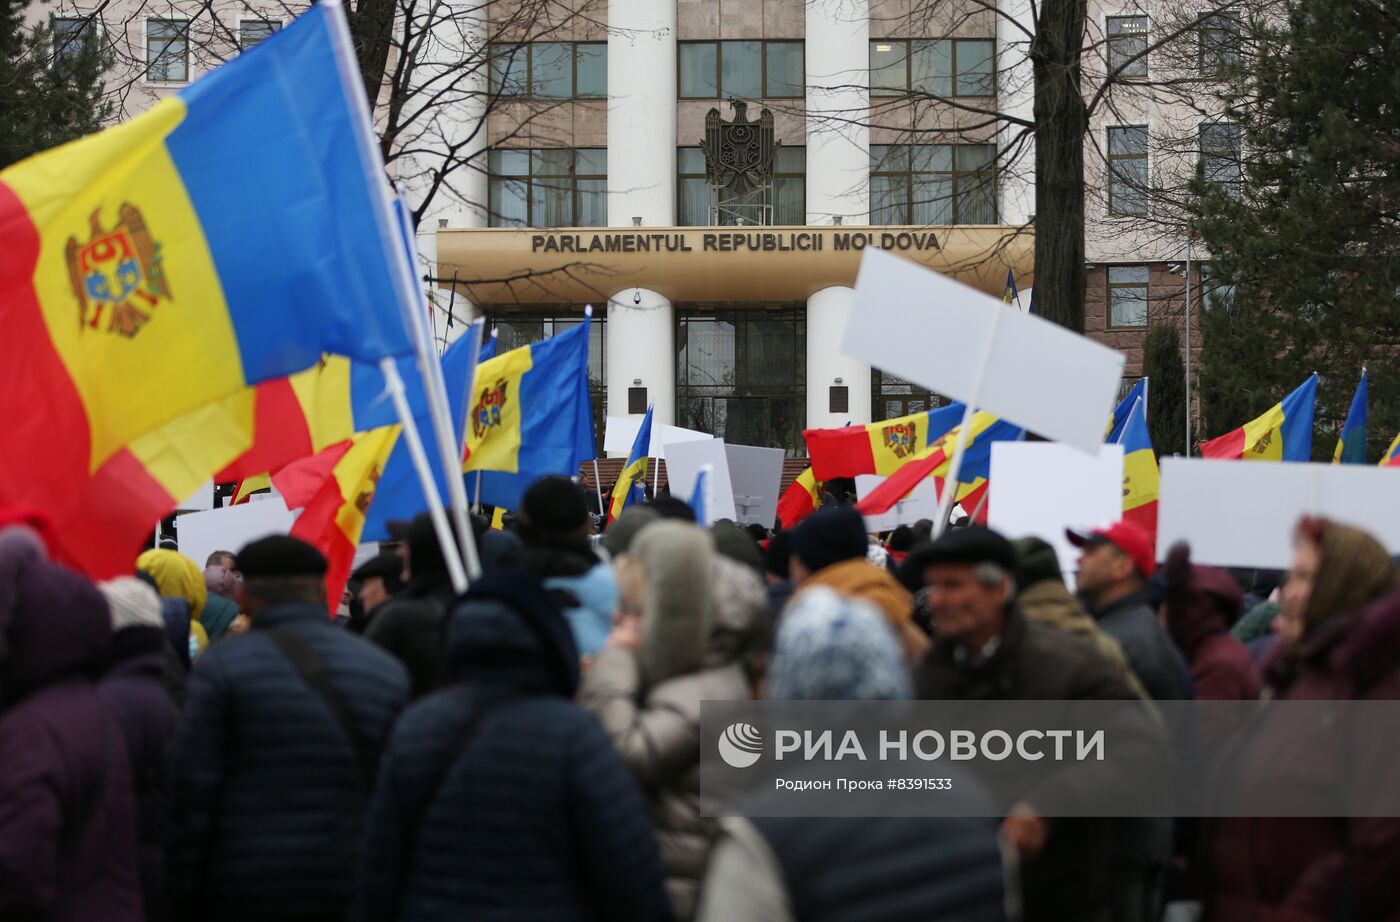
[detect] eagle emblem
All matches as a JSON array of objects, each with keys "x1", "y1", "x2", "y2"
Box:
[
  {"x1": 65, "y1": 204, "x2": 171, "y2": 338},
  {"x1": 1249, "y1": 430, "x2": 1274, "y2": 455},
  {"x1": 472, "y1": 378, "x2": 510, "y2": 439},
  {"x1": 881, "y1": 422, "x2": 918, "y2": 458},
  {"x1": 354, "y1": 466, "x2": 383, "y2": 515}
]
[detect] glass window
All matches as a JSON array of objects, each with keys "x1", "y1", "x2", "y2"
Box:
[
  {"x1": 679, "y1": 42, "x2": 719, "y2": 98},
  {"x1": 576, "y1": 42, "x2": 606, "y2": 97},
  {"x1": 489, "y1": 43, "x2": 528, "y2": 96},
  {"x1": 870, "y1": 144, "x2": 996, "y2": 225},
  {"x1": 488, "y1": 148, "x2": 607, "y2": 227},
  {"x1": 1200, "y1": 121, "x2": 1242, "y2": 188},
  {"x1": 677, "y1": 146, "x2": 805, "y2": 226},
  {"x1": 1198, "y1": 263, "x2": 1235, "y2": 313},
  {"x1": 1107, "y1": 16, "x2": 1148, "y2": 79},
  {"x1": 722, "y1": 41, "x2": 762, "y2": 99},
  {"x1": 1108, "y1": 265, "x2": 1150, "y2": 327},
  {"x1": 953, "y1": 39, "x2": 995, "y2": 96},
  {"x1": 676, "y1": 309, "x2": 806, "y2": 455},
  {"x1": 765, "y1": 41, "x2": 804, "y2": 97},
  {"x1": 1107, "y1": 125, "x2": 1150, "y2": 216},
  {"x1": 873, "y1": 370, "x2": 948, "y2": 421},
  {"x1": 870, "y1": 41, "x2": 908, "y2": 96},
  {"x1": 147, "y1": 19, "x2": 188, "y2": 83},
  {"x1": 871, "y1": 38, "x2": 994, "y2": 97},
  {"x1": 53, "y1": 17, "x2": 96, "y2": 59},
  {"x1": 911, "y1": 40, "x2": 952, "y2": 96},
  {"x1": 1199, "y1": 13, "x2": 1241, "y2": 76},
  {"x1": 239, "y1": 19, "x2": 278, "y2": 49},
  {"x1": 531, "y1": 42, "x2": 572, "y2": 98}
]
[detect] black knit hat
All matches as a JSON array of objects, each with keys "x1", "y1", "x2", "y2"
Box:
[
  {"x1": 518, "y1": 476, "x2": 590, "y2": 542},
  {"x1": 792, "y1": 506, "x2": 868, "y2": 574},
  {"x1": 237, "y1": 536, "x2": 327, "y2": 579}
]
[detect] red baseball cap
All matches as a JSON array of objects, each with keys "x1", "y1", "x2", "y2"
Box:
[{"x1": 1067, "y1": 521, "x2": 1156, "y2": 580}]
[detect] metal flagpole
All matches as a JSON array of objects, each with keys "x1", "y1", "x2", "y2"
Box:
[
  {"x1": 591, "y1": 459, "x2": 606, "y2": 521},
  {"x1": 1184, "y1": 233, "x2": 1194, "y2": 456},
  {"x1": 931, "y1": 306, "x2": 1005, "y2": 539}
]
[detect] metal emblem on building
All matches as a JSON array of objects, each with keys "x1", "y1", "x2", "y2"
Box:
[
  {"x1": 66, "y1": 203, "x2": 171, "y2": 338},
  {"x1": 700, "y1": 102, "x2": 779, "y2": 225}
]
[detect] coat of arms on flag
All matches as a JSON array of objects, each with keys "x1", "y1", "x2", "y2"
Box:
[
  {"x1": 65, "y1": 203, "x2": 171, "y2": 337},
  {"x1": 881, "y1": 421, "x2": 918, "y2": 458}
]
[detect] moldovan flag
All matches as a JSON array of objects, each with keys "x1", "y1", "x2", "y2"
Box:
[
  {"x1": 0, "y1": 4, "x2": 416, "y2": 573},
  {"x1": 1383, "y1": 433, "x2": 1400, "y2": 468},
  {"x1": 1108, "y1": 378, "x2": 1148, "y2": 443},
  {"x1": 277, "y1": 426, "x2": 401, "y2": 615},
  {"x1": 805, "y1": 402, "x2": 965, "y2": 480},
  {"x1": 854, "y1": 412, "x2": 1023, "y2": 516},
  {"x1": 1333, "y1": 370, "x2": 1367, "y2": 464},
  {"x1": 1201, "y1": 373, "x2": 1317, "y2": 462},
  {"x1": 1116, "y1": 396, "x2": 1159, "y2": 541},
  {"x1": 777, "y1": 468, "x2": 822, "y2": 529},
  {"x1": 233, "y1": 472, "x2": 271, "y2": 504},
  {"x1": 608, "y1": 405, "x2": 653, "y2": 525}
]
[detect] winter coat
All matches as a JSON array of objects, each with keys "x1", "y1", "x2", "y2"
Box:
[
  {"x1": 519, "y1": 541, "x2": 618, "y2": 659},
  {"x1": 1205, "y1": 587, "x2": 1400, "y2": 922},
  {"x1": 167, "y1": 603, "x2": 410, "y2": 922},
  {"x1": 96, "y1": 625, "x2": 180, "y2": 922},
  {"x1": 1232, "y1": 599, "x2": 1279, "y2": 645},
  {"x1": 364, "y1": 574, "x2": 456, "y2": 699},
  {"x1": 578, "y1": 523, "x2": 759, "y2": 921},
  {"x1": 915, "y1": 605, "x2": 1168, "y2": 922},
  {"x1": 1089, "y1": 591, "x2": 1191, "y2": 702},
  {"x1": 1017, "y1": 577, "x2": 1153, "y2": 705},
  {"x1": 0, "y1": 538, "x2": 144, "y2": 922},
  {"x1": 350, "y1": 572, "x2": 670, "y2": 922}
]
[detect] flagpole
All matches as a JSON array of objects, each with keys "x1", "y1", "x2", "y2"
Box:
[
  {"x1": 591, "y1": 459, "x2": 606, "y2": 523},
  {"x1": 379, "y1": 359, "x2": 468, "y2": 593},
  {"x1": 1184, "y1": 233, "x2": 1194, "y2": 456},
  {"x1": 931, "y1": 306, "x2": 1005, "y2": 539},
  {"x1": 472, "y1": 471, "x2": 482, "y2": 514}
]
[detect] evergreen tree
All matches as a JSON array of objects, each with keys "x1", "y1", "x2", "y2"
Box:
[
  {"x1": 1144, "y1": 324, "x2": 1188, "y2": 456},
  {"x1": 0, "y1": 1, "x2": 112, "y2": 169},
  {"x1": 1191, "y1": 0, "x2": 1400, "y2": 461}
]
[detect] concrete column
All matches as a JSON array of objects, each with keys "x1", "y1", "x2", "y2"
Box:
[
  {"x1": 805, "y1": 0, "x2": 871, "y2": 428},
  {"x1": 605, "y1": 0, "x2": 677, "y2": 438},
  {"x1": 997, "y1": 0, "x2": 1036, "y2": 227}
]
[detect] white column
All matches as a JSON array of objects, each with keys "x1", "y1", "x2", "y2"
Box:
[
  {"x1": 606, "y1": 0, "x2": 677, "y2": 435},
  {"x1": 805, "y1": 0, "x2": 871, "y2": 428},
  {"x1": 997, "y1": 0, "x2": 1036, "y2": 226}
]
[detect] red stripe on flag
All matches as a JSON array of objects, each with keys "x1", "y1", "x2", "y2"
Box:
[
  {"x1": 289, "y1": 470, "x2": 357, "y2": 616},
  {"x1": 1124, "y1": 500, "x2": 1158, "y2": 544},
  {"x1": 62, "y1": 448, "x2": 178, "y2": 579},
  {"x1": 215, "y1": 379, "x2": 315, "y2": 481},
  {"x1": 776, "y1": 478, "x2": 818, "y2": 530},
  {"x1": 853, "y1": 448, "x2": 949, "y2": 516},
  {"x1": 805, "y1": 426, "x2": 877, "y2": 480},
  {"x1": 1200, "y1": 426, "x2": 1246, "y2": 460},
  {"x1": 272, "y1": 440, "x2": 353, "y2": 510}
]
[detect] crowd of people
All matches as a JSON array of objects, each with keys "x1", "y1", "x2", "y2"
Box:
[{"x1": 1, "y1": 480, "x2": 1399, "y2": 922}]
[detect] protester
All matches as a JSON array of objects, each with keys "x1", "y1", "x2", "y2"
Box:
[
  {"x1": 696, "y1": 588, "x2": 1009, "y2": 922},
  {"x1": 167, "y1": 536, "x2": 409, "y2": 922},
  {"x1": 578, "y1": 520, "x2": 758, "y2": 920},
  {"x1": 789, "y1": 506, "x2": 927, "y2": 660},
  {"x1": 762, "y1": 528, "x2": 795, "y2": 613},
  {"x1": 601, "y1": 506, "x2": 660, "y2": 559},
  {"x1": 351, "y1": 571, "x2": 671, "y2": 921},
  {"x1": 1161, "y1": 543, "x2": 1260, "y2": 746},
  {"x1": 96, "y1": 577, "x2": 181, "y2": 922},
  {"x1": 905, "y1": 526, "x2": 1167, "y2": 922},
  {"x1": 710, "y1": 520, "x2": 765, "y2": 577},
  {"x1": 200, "y1": 565, "x2": 241, "y2": 644},
  {"x1": 205, "y1": 550, "x2": 238, "y2": 576},
  {"x1": 647, "y1": 494, "x2": 698, "y2": 522},
  {"x1": 346, "y1": 552, "x2": 404, "y2": 634},
  {"x1": 516, "y1": 477, "x2": 619, "y2": 660},
  {"x1": 0, "y1": 528, "x2": 144, "y2": 921},
  {"x1": 138, "y1": 548, "x2": 210, "y2": 669},
  {"x1": 886, "y1": 523, "x2": 915, "y2": 567},
  {"x1": 1205, "y1": 518, "x2": 1400, "y2": 920},
  {"x1": 364, "y1": 512, "x2": 458, "y2": 698},
  {"x1": 1070, "y1": 522, "x2": 1191, "y2": 702}
]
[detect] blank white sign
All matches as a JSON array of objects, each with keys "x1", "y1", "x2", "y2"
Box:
[
  {"x1": 725, "y1": 444, "x2": 786, "y2": 527},
  {"x1": 661, "y1": 438, "x2": 738, "y2": 523},
  {"x1": 989, "y1": 442, "x2": 1125, "y2": 586},
  {"x1": 177, "y1": 499, "x2": 296, "y2": 571},
  {"x1": 1157, "y1": 458, "x2": 1400, "y2": 569},
  {"x1": 842, "y1": 249, "x2": 1125, "y2": 454},
  {"x1": 603, "y1": 416, "x2": 714, "y2": 458}
]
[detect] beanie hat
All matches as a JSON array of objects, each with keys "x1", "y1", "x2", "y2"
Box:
[
  {"x1": 100, "y1": 577, "x2": 164, "y2": 632},
  {"x1": 768, "y1": 587, "x2": 912, "y2": 701},
  {"x1": 518, "y1": 476, "x2": 590, "y2": 543},
  {"x1": 792, "y1": 506, "x2": 868, "y2": 575},
  {"x1": 602, "y1": 506, "x2": 660, "y2": 558},
  {"x1": 1012, "y1": 536, "x2": 1064, "y2": 588},
  {"x1": 711, "y1": 521, "x2": 765, "y2": 576}
]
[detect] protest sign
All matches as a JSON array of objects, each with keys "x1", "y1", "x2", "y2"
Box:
[
  {"x1": 177, "y1": 499, "x2": 296, "y2": 571},
  {"x1": 662, "y1": 438, "x2": 738, "y2": 522},
  {"x1": 604, "y1": 416, "x2": 713, "y2": 458},
  {"x1": 855, "y1": 474, "x2": 940, "y2": 532},
  {"x1": 724, "y1": 444, "x2": 786, "y2": 527}
]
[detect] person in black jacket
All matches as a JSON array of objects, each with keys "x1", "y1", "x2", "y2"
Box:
[
  {"x1": 167, "y1": 536, "x2": 410, "y2": 922},
  {"x1": 364, "y1": 512, "x2": 458, "y2": 698},
  {"x1": 350, "y1": 570, "x2": 671, "y2": 922}
]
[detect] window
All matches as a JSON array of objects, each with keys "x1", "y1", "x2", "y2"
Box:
[
  {"x1": 1107, "y1": 125, "x2": 1150, "y2": 216},
  {"x1": 1198, "y1": 263, "x2": 1235, "y2": 313},
  {"x1": 52, "y1": 17, "x2": 96, "y2": 60},
  {"x1": 1107, "y1": 16, "x2": 1148, "y2": 79},
  {"x1": 870, "y1": 144, "x2": 997, "y2": 225},
  {"x1": 869, "y1": 39, "x2": 995, "y2": 97},
  {"x1": 676, "y1": 308, "x2": 806, "y2": 455},
  {"x1": 1199, "y1": 13, "x2": 1241, "y2": 75},
  {"x1": 488, "y1": 149, "x2": 607, "y2": 227},
  {"x1": 488, "y1": 313, "x2": 606, "y2": 450},
  {"x1": 488, "y1": 42, "x2": 607, "y2": 99},
  {"x1": 873, "y1": 370, "x2": 948, "y2": 421},
  {"x1": 239, "y1": 19, "x2": 278, "y2": 49},
  {"x1": 678, "y1": 146, "x2": 805, "y2": 226},
  {"x1": 147, "y1": 19, "x2": 189, "y2": 83},
  {"x1": 1200, "y1": 121, "x2": 1242, "y2": 190},
  {"x1": 678, "y1": 41, "x2": 805, "y2": 99},
  {"x1": 1108, "y1": 265, "x2": 1149, "y2": 327}
]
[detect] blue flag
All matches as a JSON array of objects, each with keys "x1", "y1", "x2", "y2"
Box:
[
  {"x1": 690, "y1": 465, "x2": 710, "y2": 525},
  {"x1": 1334, "y1": 370, "x2": 1368, "y2": 464}
]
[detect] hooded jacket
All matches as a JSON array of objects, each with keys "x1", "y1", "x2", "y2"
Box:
[
  {"x1": 350, "y1": 572, "x2": 670, "y2": 922},
  {"x1": 579, "y1": 522, "x2": 758, "y2": 921},
  {"x1": 0, "y1": 534, "x2": 144, "y2": 922},
  {"x1": 519, "y1": 539, "x2": 619, "y2": 659}
]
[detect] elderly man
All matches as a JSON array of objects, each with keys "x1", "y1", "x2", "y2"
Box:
[{"x1": 903, "y1": 527, "x2": 1166, "y2": 922}]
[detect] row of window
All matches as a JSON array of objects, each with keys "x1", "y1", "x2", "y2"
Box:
[
  {"x1": 1107, "y1": 12, "x2": 1242, "y2": 79},
  {"x1": 1107, "y1": 264, "x2": 1233, "y2": 328},
  {"x1": 53, "y1": 17, "x2": 279, "y2": 82},
  {"x1": 486, "y1": 144, "x2": 1000, "y2": 228},
  {"x1": 1107, "y1": 122, "x2": 1242, "y2": 216}
]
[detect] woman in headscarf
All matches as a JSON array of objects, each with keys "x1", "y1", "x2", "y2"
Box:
[{"x1": 136, "y1": 549, "x2": 208, "y2": 666}]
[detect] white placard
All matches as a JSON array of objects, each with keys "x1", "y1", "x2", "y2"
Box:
[
  {"x1": 855, "y1": 474, "x2": 940, "y2": 533},
  {"x1": 842, "y1": 249, "x2": 1125, "y2": 454},
  {"x1": 661, "y1": 438, "x2": 738, "y2": 523},
  {"x1": 177, "y1": 499, "x2": 296, "y2": 571},
  {"x1": 603, "y1": 416, "x2": 714, "y2": 457},
  {"x1": 1157, "y1": 458, "x2": 1400, "y2": 569},
  {"x1": 724, "y1": 444, "x2": 786, "y2": 527},
  {"x1": 989, "y1": 442, "x2": 1126, "y2": 586},
  {"x1": 178, "y1": 479, "x2": 215, "y2": 511},
  {"x1": 351, "y1": 542, "x2": 382, "y2": 571}
]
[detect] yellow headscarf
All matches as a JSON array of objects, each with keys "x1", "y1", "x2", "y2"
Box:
[{"x1": 136, "y1": 549, "x2": 208, "y2": 622}]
